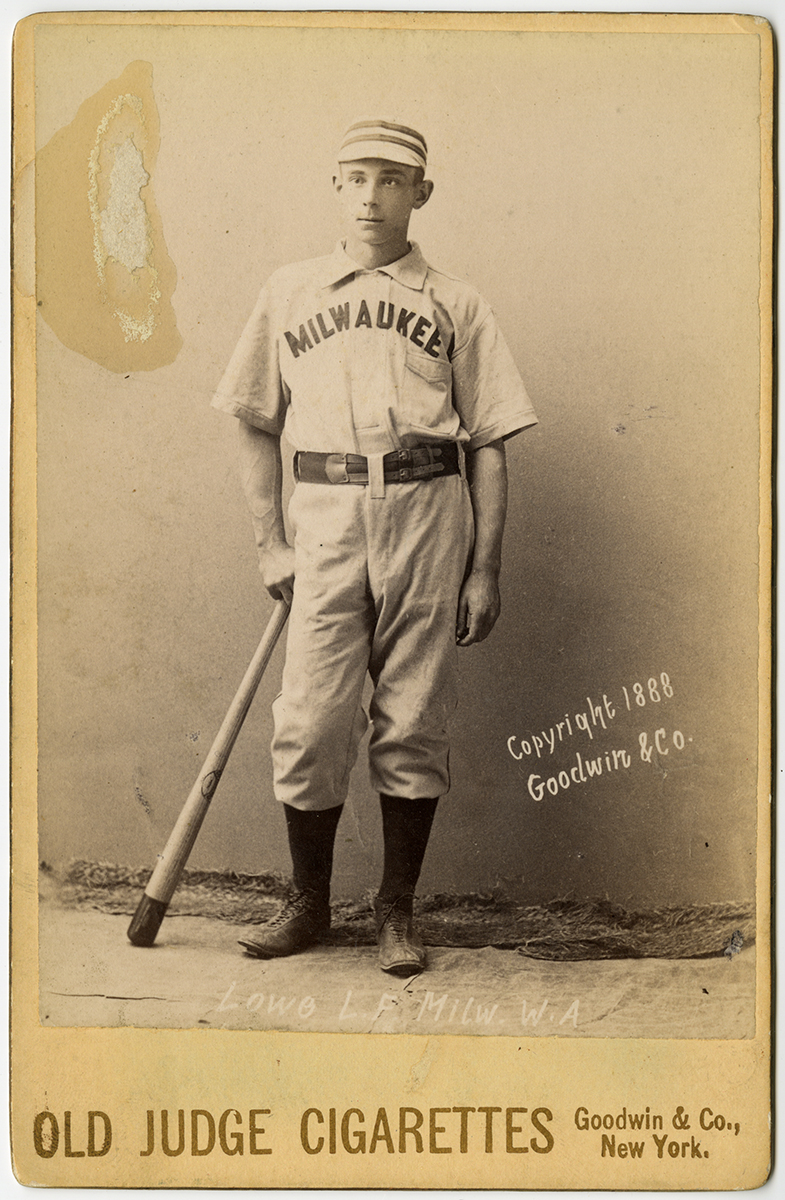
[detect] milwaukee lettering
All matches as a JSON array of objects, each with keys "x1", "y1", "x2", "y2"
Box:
[{"x1": 284, "y1": 301, "x2": 444, "y2": 360}]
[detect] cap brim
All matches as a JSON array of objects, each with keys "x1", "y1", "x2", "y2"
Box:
[{"x1": 337, "y1": 138, "x2": 425, "y2": 170}]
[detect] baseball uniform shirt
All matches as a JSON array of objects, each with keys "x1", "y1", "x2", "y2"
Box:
[{"x1": 213, "y1": 241, "x2": 538, "y2": 809}]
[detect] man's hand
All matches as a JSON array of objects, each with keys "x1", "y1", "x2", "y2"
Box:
[
  {"x1": 260, "y1": 541, "x2": 295, "y2": 604},
  {"x1": 456, "y1": 568, "x2": 501, "y2": 646}
]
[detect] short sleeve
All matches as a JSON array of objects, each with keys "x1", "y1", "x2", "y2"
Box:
[
  {"x1": 211, "y1": 280, "x2": 288, "y2": 434},
  {"x1": 451, "y1": 309, "x2": 538, "y2": 450}
]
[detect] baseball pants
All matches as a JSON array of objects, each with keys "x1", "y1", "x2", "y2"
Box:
[{"x1": 272, "y1": 473, "x2": 474, "y2": 810}]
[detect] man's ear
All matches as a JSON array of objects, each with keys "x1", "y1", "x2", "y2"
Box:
[
  {"x1": 332, "y1": 173, "x2": 343, "y2": 196},
  {"x1": 412, "y1": 178, "x2": 434, "y2": 210}
]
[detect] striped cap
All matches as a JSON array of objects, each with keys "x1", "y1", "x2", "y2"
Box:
[{"x1": 337, "y1": 119, "x2": 428, "y2": 171}]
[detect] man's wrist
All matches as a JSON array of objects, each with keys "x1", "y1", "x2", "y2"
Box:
[
  {"x1": 254, "y1": 524, "x2": 289, "y2": 554},
  {"x1": 468, "y1": 560, "x2": 501, "y2": 579}
]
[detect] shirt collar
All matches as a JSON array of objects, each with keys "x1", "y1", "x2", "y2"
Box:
[{"x1": 319, "y1": 241, "x2": 429, "y2": 291}]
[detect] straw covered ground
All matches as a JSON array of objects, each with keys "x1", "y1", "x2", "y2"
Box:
[{"x1": 44, "y1": 861, "x2": 754, "y2": 962}]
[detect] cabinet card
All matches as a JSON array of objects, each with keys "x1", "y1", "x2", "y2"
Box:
[{"x1": 11, "y1": 9, "x2": 772, "y2": 1189}]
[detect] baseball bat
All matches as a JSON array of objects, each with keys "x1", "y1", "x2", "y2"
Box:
[{"x1": 127, "y1": 599, "x2": 290, "y2": 946}]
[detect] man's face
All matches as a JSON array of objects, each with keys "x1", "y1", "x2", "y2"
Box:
[{"x1": 333, "y1": 158, "x2": 431, "y2": 249}]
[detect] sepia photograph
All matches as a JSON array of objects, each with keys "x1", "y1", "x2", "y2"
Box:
[{"x1": 11, "y1": 9, "x2": 771, "y2": 1189}]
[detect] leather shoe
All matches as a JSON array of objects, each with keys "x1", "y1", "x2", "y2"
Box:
[
  {"x1": 238, "y1": 889, "x2": 329, "y2": 958},
  {"x1": 374, "y1": 894, "x2": 426, "y2": 976}
]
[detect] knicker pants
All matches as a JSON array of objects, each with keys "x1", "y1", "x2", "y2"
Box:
[{"x1": 272, "y1": 473, "x2": 474, "y2": 811}]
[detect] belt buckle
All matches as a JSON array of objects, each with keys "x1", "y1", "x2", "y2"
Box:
[
  {"x1": 416, "y1": 445, "x2": 438, "y2": 481},
  {"x1": 325, "y1": 454, "x2": 351, "y2": 484},
  {"x1": 383, "y1": 445, "x2": 449, "y2": 484}
]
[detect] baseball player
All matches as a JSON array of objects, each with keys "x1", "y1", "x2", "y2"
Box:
[{"x1": 212, "y1": 119, "x2": 538, "y2": 975}]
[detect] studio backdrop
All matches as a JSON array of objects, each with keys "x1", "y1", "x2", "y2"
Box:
[{"x1": 30, "y1": 21, "x2": 765, "y2": 909}]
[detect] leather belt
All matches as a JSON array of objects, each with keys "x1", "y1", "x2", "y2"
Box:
[{"x1": 294, "y1": 442, "x2": 460, "y2": 485}]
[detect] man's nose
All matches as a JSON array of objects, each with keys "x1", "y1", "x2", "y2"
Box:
[{"x1": 362, "y1": 184, "x2": 380, "y2": 207}]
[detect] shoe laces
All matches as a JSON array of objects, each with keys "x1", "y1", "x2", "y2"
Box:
[
  {"x1": 378, "y1": 896, "x2": 414, "y2": 935},
  {"x1": 386, "y1": 908, "x2": 411, "y2": 936},
  {"x1": 266, "y1": 891, "x2": 322, "y2": 929}
]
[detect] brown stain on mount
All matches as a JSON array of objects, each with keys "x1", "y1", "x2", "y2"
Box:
[{"x1": 35, "y1": 60, "x2": 182, "y2": 372}]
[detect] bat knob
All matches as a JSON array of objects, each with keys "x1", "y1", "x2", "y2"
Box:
[{"x1": 127, "y1": 894, "x2": 169, "y2": 946}]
